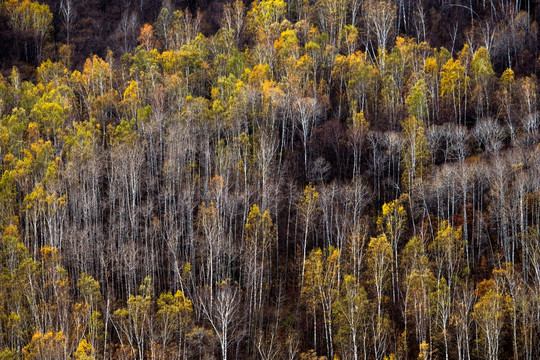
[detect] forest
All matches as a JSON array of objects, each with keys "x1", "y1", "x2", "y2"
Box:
[{"x1": 0, "y1": 0, "x2": 540, "y2": 359}]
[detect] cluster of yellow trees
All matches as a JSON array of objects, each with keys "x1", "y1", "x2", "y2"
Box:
[{"x1": 1, "y1": 0, "x2": 540, "y2": 359}]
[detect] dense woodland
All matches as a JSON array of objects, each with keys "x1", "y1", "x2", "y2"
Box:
[{"x1": 1, "y1": 0, "x2": 540, "y2": 359}]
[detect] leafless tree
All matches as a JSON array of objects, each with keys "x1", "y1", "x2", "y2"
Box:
[
  {"x1": 118, "y1": 10, "x2": 139, "y2": 54},
  {"x1": 474, "y1": 117, "x2": 504, "y2": 153},
  {"x1": 60, "y1": 0, "x2": 77, "y2": 44},
  {"x1": 362, "y1": 0, "x2": 397, "y2": 63},
  {"x1": 295, "y1": 97, "x2": 321, "y2": 176},
  {"x1": 198, "y1": 281, "x2": 241, "y2": 360},
  {"x1": 221, "y1": 0, "x2": 245, "y2": 42}
]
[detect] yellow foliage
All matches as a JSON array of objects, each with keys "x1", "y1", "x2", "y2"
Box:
[
  {"x1": 3, "y1": 224, "x2": 19, "y2": 238},
  {"x1": 138, "y1": 24, "x2": 157, "y2": 51},
  {"x1": 350, "y1": 108, "x2": 368, "y2": 129},
  {"x1": 5, "y1": 0, "x2": 52, "y2": 37},
  {"x1": 440, "y1": 58, "x2": 467, "y2": 99},
  {"x1": 500, "y1": 68, "x2": 515, "y2": 86},
  {"x1": 417, "y1": 342, "x2": 429, "y2": 359},
  {"x1": 473, "y1": 287, "x2": 512, "y2": 335},
  {"x1": 40, "y1": 245, "x2": 61, "y2": 265},
  {"x1": 275, "y1": 29, "x2": 299, "y2": 58},
  {"x1": 247, "y1": 0, "x2": 286, "y2": 35},
  {"x1": 81, "y1": 55, "x2": 112, "y2": 98},
  {"x1": 74, "y1": 339, "x2": 95, "y2": 360},
  {"x1": 123, "y1": 80, "x2": 140, "y2": 102},
  {"x1": 376, "y1": 197, "x2": 407, "y2": 255},
  {"x1": 246, "y1": 63, "x2": 271, "y2": 86},
  {"x1": 22, "y1": 330, "x2": 66, "y2": 360},
  {"x1": 424, "y1": 57, "x2": 438, "y2": 75}
]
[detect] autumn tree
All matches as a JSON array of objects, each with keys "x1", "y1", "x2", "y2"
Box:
[
  {"x1": 429, "y1": 221, "x2": 464, "y2": 291},
  {"x1": 440, "y1": 58, "x2": 468, "y2": 124},
  {"x1": 155, "y1": 290, "x2": 193, "y2": 358},
  {"x1": 22, "y1": 331, "x2": 66, "y2": 360},
  {"x1": 399, "y1": 235, "x2": 432, "y2": 358},
  {"x1": 302, "y1": 247, "x2": 340, "y2": 359},
  {"x1": 242, "y1": 204, "x2": 276, "y2": 336},
  {"x1": 334, "y1": 275, "x2": 370, "y2": 360},
  {"x1": 4, "y1": 0, "x2": 53, "y2": 62},
  {"x1": 348, "y1": 107, "x2": 369, "y2": 178},
  {"x1": 138, "y1": 24, "x2": 158, "y2": 51},
  {"x1": 112, "y1": 277, "x2": 154, "y2": 360},
  {"x1": 470, "y1": 47, "x2": 495, "y2": 120},
  {"x1": 377, "y1": 197, "x2": 406, "y2": 304},
  {"x1": 497, "y1": 68, "x2": 516, "y2": 143},
  {"x1": 472, "y1": 280, "x2": 511, "y2": 360},
  {"x1": 73, "y1": 339, "x2": 95, "y2": 360},
  {"x1": 367, "y1": 234, "x2": 392, "y2": 360}
]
